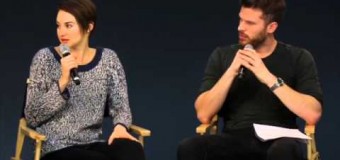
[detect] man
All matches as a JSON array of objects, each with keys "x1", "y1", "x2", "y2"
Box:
[{"x1": 177, "y1": 0, "x2": 323, "y2": 159}]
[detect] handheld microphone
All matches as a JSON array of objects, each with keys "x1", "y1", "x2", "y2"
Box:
[
  {"x1": 238, "y1": 44, "x2": 254, "y2": 79},
  {"x1": 59, "y1": 44, "x2": 80, "y2": 85}
]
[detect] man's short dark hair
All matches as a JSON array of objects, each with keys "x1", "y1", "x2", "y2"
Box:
[{"x1": 240, "y1": 0, "x2": 286, "y2": 24}]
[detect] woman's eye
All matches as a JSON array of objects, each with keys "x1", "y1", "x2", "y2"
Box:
[{"x1": 66, "y1": 24, "x2": 73, "y2": 28}]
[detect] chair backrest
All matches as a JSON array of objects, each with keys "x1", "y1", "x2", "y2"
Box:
[
  {"x1": 21, "y1": 79, "x2": 31, "y2": 119},
  {"x1": 11, "y1": 79, "x2": 46, "y2": 160}
]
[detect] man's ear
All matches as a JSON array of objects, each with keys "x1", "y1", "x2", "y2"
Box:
[{"x1": 267, "y1": 21, "x2": 278, "y2": 34}]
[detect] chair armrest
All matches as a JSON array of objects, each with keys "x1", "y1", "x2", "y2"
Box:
[
  {"x1": 130, "y1": 124, "x2": 151, "y2": 137},
  {"x1": 304, "y1": 124, "x2": 320, "y2": 160},
  {"x1": 196, "y1": 116, "x2": 218, "y2": 135},
  {"x1": 19, "y1": 118, "x2": 46, "y2": 141},
  {"x1": 12, "y1": 118, "x2": 46, "y2": 160},
  {"x1": 304, "y1": 124, "x2": 315, "y2": 135},
  {"x1": 196, "y1": 124, "x2": 214, "y2": 135},
  {"x1": 129, "y1": 124, "x2": 151, "y2": 147}
]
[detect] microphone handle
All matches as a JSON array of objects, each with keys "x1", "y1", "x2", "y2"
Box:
[
  {"x1": 238, "y1": 44, "x2": 253, "y2": 79},
  {"x1": 62, "y1": 52, "x2": 80, "y2": 85},
  {"x1": 70, "y1": 69, "x2": 80, "y2": 85},
  {"x1": 238, "y1": 67, "x2": 244, "y2": 79}
]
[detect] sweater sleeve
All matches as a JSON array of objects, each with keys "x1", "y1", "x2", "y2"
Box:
[
  {"x1": 24, "y1": 48, "x2": 69, "y2": 128},
  {"x1": 106, "y1": 49, "x2": 132, "y2": 129}
]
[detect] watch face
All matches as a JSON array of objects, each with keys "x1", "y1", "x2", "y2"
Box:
[
  {"x1": 270, "y1": 77, "x2": 285, "y2": 91},
  {"x1": 278, "y1": 77, "x2": 284, "y2": 86}
]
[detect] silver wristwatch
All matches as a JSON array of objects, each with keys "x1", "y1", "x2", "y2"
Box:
[{"x1": 270, "y1": 77, "x2": 284, "y2": 91}]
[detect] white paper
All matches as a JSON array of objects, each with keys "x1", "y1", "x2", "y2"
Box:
[{"x1": 253, "y1": 123, "x2": 311, "y2": 142}]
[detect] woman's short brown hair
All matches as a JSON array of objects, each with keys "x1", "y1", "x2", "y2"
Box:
[{"x1": 58, "y1": 0, "x2": 97, "y2": 34}]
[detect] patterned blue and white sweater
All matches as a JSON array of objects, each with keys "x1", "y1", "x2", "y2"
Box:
[{"x1": 24, "y1": 47, "x2": 132, "y2": 156}]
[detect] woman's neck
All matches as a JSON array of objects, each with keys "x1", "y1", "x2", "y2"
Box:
[{"x1": 71, "y1": 44, "x2": 90, "y2": 65}]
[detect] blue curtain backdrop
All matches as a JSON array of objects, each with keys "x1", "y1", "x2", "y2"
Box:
[{"x1": 1, "y1": 0, "x2": 339, "y2": 160}]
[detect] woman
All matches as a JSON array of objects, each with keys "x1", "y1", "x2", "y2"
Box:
[{"x1": 24, "y1": 0, "x2": 145, "y2": 159}]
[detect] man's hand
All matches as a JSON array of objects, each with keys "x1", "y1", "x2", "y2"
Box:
[
  {"x1": 227, "y1": 49, "x2": 245, "y2": 77},
  {"x1": 238, "y1": 48, "x2": 275, "y2": 85}
]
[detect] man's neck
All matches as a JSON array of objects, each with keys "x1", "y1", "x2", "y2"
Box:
[{"x1": 255, "y1": 36, "x2": 277, "y2": 58}]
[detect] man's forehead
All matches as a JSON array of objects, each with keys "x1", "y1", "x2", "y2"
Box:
[{"x1": 239, "y1": 7, "x2": 265, "y2": 20}]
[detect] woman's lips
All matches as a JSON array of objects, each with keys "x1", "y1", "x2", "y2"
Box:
[{"x1": 61, "y1": 39, "x2": 69, "y2": 43}]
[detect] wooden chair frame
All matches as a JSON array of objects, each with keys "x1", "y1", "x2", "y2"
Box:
[
  {"x1": 196, "y1": 116, "x2": 320, "y2": 160},
  {"x1": 12, "y1": 118, "x2": 150, "y2": 160},
  {"x1": 12, "y1": 79, "x2": 151, "y2": 160}
]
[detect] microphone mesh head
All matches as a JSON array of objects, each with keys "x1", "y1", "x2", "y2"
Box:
[
  {"x1": 245, "y1": 44, "x2": 254, "y2": 50},
  {"x1": 59, "y1": 44, "x2": 70, "y2": 55}
]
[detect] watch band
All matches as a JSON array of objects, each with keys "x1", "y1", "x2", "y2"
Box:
[{"x1": 270, "y1": 77, "x2": 284, "y2": 91}]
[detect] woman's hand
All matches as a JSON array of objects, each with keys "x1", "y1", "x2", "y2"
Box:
[
  {"x1": 59, "y1": 55, "x2": 78, "y2": 91},
  {"x1": 108, "y1": 124, "x2": 138, "y2": 145}
]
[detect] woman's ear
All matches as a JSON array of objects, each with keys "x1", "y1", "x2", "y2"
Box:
[{"x1": 88, "y1": 22, "x2": 94, "y2": 33}]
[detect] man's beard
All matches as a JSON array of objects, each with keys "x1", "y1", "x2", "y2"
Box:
[{"x1": 239, "y1": 30, "x2": 267, "y2": 49}]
